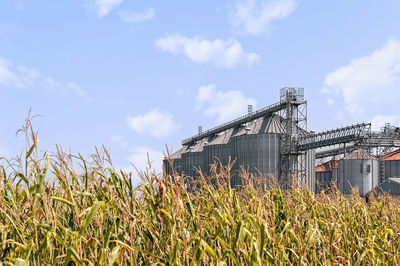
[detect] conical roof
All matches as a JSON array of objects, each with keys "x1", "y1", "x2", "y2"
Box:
[
  {"x1": 167, "y1": 146, "x2": 188, "y2": 159},
  {"x1": 384, "y1": 149, "x2": 400, "y2": 161},
  {"x1": 180, "y1": 114, "x2": 288, "y2": 152},
  {"x1": 343, "y1": 149, "x2": 377, "y2": 160},
  {"x1": 167, "y1": 113, "x2": 309, "y2": 159}
]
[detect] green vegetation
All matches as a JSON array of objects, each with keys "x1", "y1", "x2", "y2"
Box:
[{"x1": 1, "y1": 120, "x2": 400, "y2": 265}]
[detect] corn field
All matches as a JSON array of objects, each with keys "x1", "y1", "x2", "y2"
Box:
[{"x1": 1, "y1": 120, "x2": 400, "y2": 265}]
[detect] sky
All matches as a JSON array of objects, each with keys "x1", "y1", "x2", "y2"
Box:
[{"x1": 1, "y1": 0, "x2": 400, "y2": 182}]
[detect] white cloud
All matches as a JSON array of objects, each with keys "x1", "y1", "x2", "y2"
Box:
[
  {"x1": 196, "y1": 84, "x2": 257, "y2": 123},
  {"x1": 41, "y1": 77, "x2": 63, "y2": 93},
  {"x1": 67, "y1": 83, "x2": 91, "y2": 102},
  {"x1": 119, "y1": 8, "x2": 155, "y2": 23},
  {"x1": 94, "y1": 0, "x2": 124, "y2": 17},
  {"x1": 0, "y1": 57, "x2": 90, "y2": 101},
  {"x1": 230, "y1": 0, "x2": 297, "y2": 35},
  {"x1": 322, "y1": 39, "x2": 400, "y2": 115},
  {"x1": 370, "y1": 115, "x2": 398, "y2": 132},
  {"x1": 0, "y1": 58, "x2": 34, "y2": 88},
  {"x1": 127, "y1": 108, "x2": 180, "y2": 138},
  {"x1": 155, "y1": 34, "x2": 260, "y2": 68},
  {"x1": 127, "y1": 147, "x2": 164, "y2": 173}
]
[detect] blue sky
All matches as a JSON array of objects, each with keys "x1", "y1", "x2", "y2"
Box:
[{"x1": 1, "y1": 0, "x2": 400, "y2": 181}]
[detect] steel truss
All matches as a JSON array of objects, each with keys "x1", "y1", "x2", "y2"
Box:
[
  {"x1": 313, "y1": 126, "x2": 400, "y2": 184},
  {"x1": 182, "y1": 99, "x2": 288, "y2": 145},
  {"x1": 180, "y1": 86, "x2": 400, "y2": 191},
  {"x1": 315, "y1": 136, "x2": 400, "y2": 159},
  {"x1": 279, "y1": 88, "x2": 308, "y2": 189},
  {"x1": 298, "y1": 123, "x2": 371, "y2": 151}
]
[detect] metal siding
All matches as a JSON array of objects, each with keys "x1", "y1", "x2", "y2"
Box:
[
  {"x1": 163, "y1": 158, "x2": 183, "y2": 175},
  {"x1": 230, "y1": 134, "x2": 280, "y2": 186},
  {"x1": 316, "y1": 171, "x2": 332, "y2": 193},
  {"x1": 306, "y1": 149, "x2": 316, "y2": 192},
  {"x1": 372, "y1": 160, "x2": 379, "y2": 190},
  {"x1": 203, "y1": 144, "x2": 230, "y2": 175},
  {"x1": 385, "y1": 160, "x2": 400, "y2": 178}
]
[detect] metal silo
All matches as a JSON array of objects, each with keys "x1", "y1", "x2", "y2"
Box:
[
  {"x1": 164, "y1": 147, "x2": 187, "y2": 175},
  {"x1": 203, "y1": 131, "x2": 232, "y2": 174},
  {"x1": 231, "y1": 133, "x2": 281, "y2": 186},
  {"x1": 384, "y1": 149, "x2": 400, "y2": 179},
  {"x1": 230, "y1": 114, "x2": 283, "y2": 186},
  {"x1": 338, "y1": 149, "x2": 379, "y2": 196}
]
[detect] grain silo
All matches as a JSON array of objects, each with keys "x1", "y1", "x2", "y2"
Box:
[
  {"x1": 230, "y1": 114, "x2": 283, "y2": 186},
  {"x1": 165, "y1": 113, "x2": 291, "y2": 187},
  {"x1": 164, "y1": 87, "x2": 400, "y2": 192},
  {"x1": 164, "y1": 106, "x2": 317, "y2": 188},
  {"x1": 315, "y1": 160, "x2": 338, "y2": 193},
  {"x1": 338, "y1": 149, "x2": 379, "y2": 196},
  {"x1": 384, "y1": 149, "x2": 400, "y2": 180}
]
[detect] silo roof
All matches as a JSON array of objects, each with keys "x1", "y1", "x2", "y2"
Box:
[
  {"x1": 237, "y1": 114, "x2": 287, "y2": 134},
  {"x1": 167, "y1": 113, "x2": 307, "y2": 159},
  {"x1": 208, "y1": 128, "x2": 234, "y2": 145},
  {"x1": 183, "y1": 114, "x2": 287, "y2": 151},
  {"x1": 384, "y1": 149, "x2": 400, "y2": 161},
  {"x1": 343, "y1": 149, "x2": 377, "y2": 160},
  {"x1": 167, "y1": 146, "x2": 188, "y2": 159},
  {"x1": 315, "y1": 160, "x2": 338, "y2": 172}
]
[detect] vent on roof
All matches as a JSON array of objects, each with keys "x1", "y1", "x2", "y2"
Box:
[{"x1": 248, "y1": 105, "x2": 253, "y2": 115}]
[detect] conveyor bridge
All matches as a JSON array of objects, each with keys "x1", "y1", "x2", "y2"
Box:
[
  {"x1": 297, "y1": 123, "x2": 371, "y2": 151},
  {"x1": 182, "y1": 99, "x2": 297, "y2": 145}
]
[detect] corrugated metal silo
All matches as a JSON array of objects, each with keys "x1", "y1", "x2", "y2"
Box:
[
  {"x1": 338, "y1": 149, "x2": 379, "y2": 196},
  {"x1": 231, "y1": 133, "x2": 281, "y2": 186},
  {"x1": 163, "y1": 147, "x2": 186, "y2": 175},
  {"x1": 203, "y1": 132, "x2": 232, "y2": 174},
  {"x1": 384, "y1": 149, "x2": 400, "y2": 179},
  {"x1": 229, "y1": 114, "x2": 284, "y2": 187}
]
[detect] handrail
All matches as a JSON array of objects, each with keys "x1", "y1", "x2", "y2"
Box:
[
  {"x1": 297, "y1": 123, "x2": 371, "y2": 151},
  {"x1": 181, "y1": 100, "x2": 295, "y2": 145}
]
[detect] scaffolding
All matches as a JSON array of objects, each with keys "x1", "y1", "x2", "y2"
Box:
[{"x1": 279, "y1": 88, "x2": 308, "y2": 188}]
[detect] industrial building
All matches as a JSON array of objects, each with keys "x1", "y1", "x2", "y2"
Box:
[
  {"x1": 383, "y1": 149, "x2": 400, "y2": 180},
  {"x1": 315, "y1": 160, "x2": 338, "y2": 193},
  {"x1": 164, "y1": 88, "x2": 400, "y2": 194}
]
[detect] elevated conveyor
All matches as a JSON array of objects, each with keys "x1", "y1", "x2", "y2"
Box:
[
  {"x1": 315, "y1": 137, "x2": 400, "y2": 159},
  {"x1": 182, "y1": 100, "x2": 297, "y2": 145},
  {"x1": 297, "y1": 123, "x2": 371, "y2": 151}
]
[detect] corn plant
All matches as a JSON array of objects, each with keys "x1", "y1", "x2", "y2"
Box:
[{"x1": 0, "y1": 118, "x2": 400, "y2": 265}]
